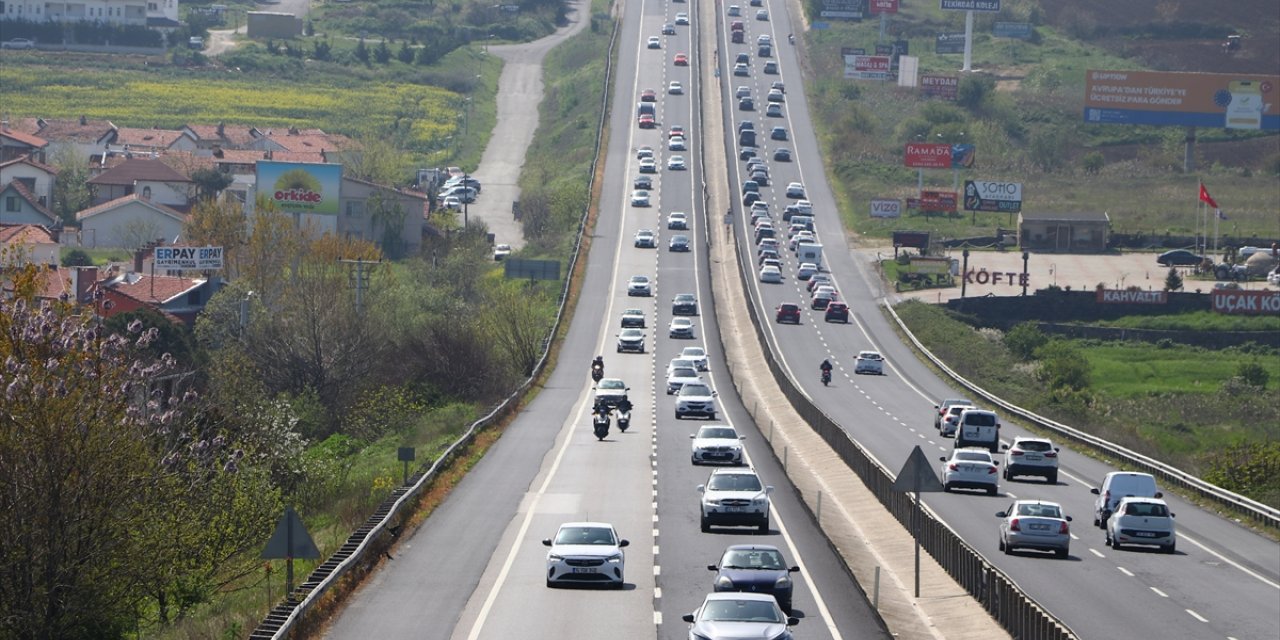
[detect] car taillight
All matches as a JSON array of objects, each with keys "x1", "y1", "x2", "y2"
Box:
[
  {"x1": 948, "y1": 464, "x2": 959, "y2": 471},
  {"x1": 1010, "y1": 450, "x2": 1024, "y2": 456},
  {"x1": 1009, "y1": 518, "x2": 1021, "y2": 532},
  {"x1": 1059, "y1": 521, "x2": 1070, "y2": 534},
  {"x1": 987, "y1": 467, "x2": 997, "y2": 474},
  {"x1": 1044, "y1": 452, "x2": 1057, "y2": 458}
]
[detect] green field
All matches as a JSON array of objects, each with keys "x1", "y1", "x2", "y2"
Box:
[{"x1": 1085, "y1": 342, "x2": 1279, "y2": 396}]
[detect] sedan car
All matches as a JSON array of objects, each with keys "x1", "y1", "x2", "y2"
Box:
[
  {"x1": 542, "y1": 522, "x2": 629, "y2": 588},
  {"x1": 668, "y1": 155, "x2": 687, "y2": 170},
  {"x1": 681, "y1": 345, "x2": 709, "y2": 370},
  {"x1": 940, "y1": 448, "x2": 1000, "y2": 495},
  {"x1": 669, "y1": 317, "x2": 695, "y2": 339},
  {"x1": 759, "y1": 265, "x2": 783, "y2": 283},
  {"x1": 668, "y1": 81, "x2": 684, "y2": 95},
  {"x1": 627, "y1": 275, "x2": 652, "y2": 296},
  {"x1": 633, "y1": 175, "x2": 653, "y2": 190},
  {"x1": 634, "y1": 229, "x2": 657, "y2": 248},
  {"x1": 733, "y1": 62, "x2": 750, "y2": 76},
  {"x1": 854, "y1": 350, "x2": 884, "y2": 375},
  {"x1": 776, "y1": 303, "x2": 801, "y2": 324},
  {"x1": 767, "y1": 88, "x2": 785, "y2": 103},
  {"x1": 667, "y1": 365, "x2": 703, "y2": 395},
  {"x1": 669, "y1": 234, "x2": 691, "y2": 252},
  {"x1": 641, "y1": 88, "x2": 657, "y2": 102},
  {"x1": 639, "y1": 157, "x2": 657, "y2": 173},
  {"x1": 1, "y1": 38, "x2": 35, "y2": 50},
  {"x1": 630, "y1": 190, "x2": 651, "y2": 207},
  {"x1": 810, "y1": 291, "x2": 835, "y2": 310},
  {"x1": 620, "y1": 308, "x2": 646, "y2": 328},
  {"x1": 690, "y1": 425, "x2": 745, "y2": 465},
  {"x1": 674, "y1": 52, "x2": 689, "y2": 66},
  {"x1": 647, "y1": 36, "x2": 662, "y2": 49},
  {"x1": 824, "y1": 301, "x2": 849, "y2": 323},
  {"x1": 996, "y1": 500, "x2": 1072, "y2": 558},
  {"x1": 676, "y1": 382, "x2": 718, "y2": 420},
  {"x1": 795, "y1": 262, "x2": 818, "y2": 280},
  {"x1": 770, "y1": 126, "x2": 788, "y2": 141},
  {"x1": 593, "y1": 378, "x2": 629, "y2": 407},
  {"x1": 1156, "y1": 249, "x2": 1205, "y2": 266},
  {"x1": 785, "y1": 182, "x2": 806, "y2": 199},
  {"x1": 669, "y1": 124, "x2": 686, "y2": 138},
  {"x1": 675, "y1": 12, "x2": 690, "y2": 24},
  {"x1": 672, "y1": 293, "x2": 699, "y2": 316},
  {"x1": 709, "y1": 544, "x2": 800, "y2": 611},
  {"x1": 766, "y1": 103, "x2": 784, "y2": 117},
  {"x1": 773, "y1": 148, "x2": 792, "y2": 162},
  {"x1": 1106, "y1": 497, "x2": 1176, "y2": 553},
  {"x1": 616, "y1": 328, "x2": 646, "y2": 353},
  {"x1": 667, "y1": 211, "x2": 689, "y2": 229},
  {"x1": 668, "y1": 136, "x2": 687, "y2": 151},
  {"x1": 756, "y1": 9, "x2": 769, "y2": 20},
  {"x1": 637, "y1": 114, "x2": 656, "y2": 128},
  {"x1": 662, "y1": 22, "x2": 677, "y2": 35},
  {"x1": 683, "y1": 593, "x2": 798, "y2": 640}
]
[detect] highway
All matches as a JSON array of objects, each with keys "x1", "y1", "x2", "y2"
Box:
[{"x1": 715, "y1": 3, "x2": 1280, "y2": 640}]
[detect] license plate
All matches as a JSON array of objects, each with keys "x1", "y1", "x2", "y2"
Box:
[
  {"x1": 1025, "y1": 454, "x2": 1042, "y2": 461},
  {"x1": 724, "y1": 506, "x2": 744, "y2": 512},
  {"x1": 1029, "y1": 523, "x2": 1050, "y2": 531},
  {"x1": 1135, "y1": 532, "x2": 1156, "y2": 538},
  {"x1": 571, "y1": 567, "x2": 597, "y2": 573}
]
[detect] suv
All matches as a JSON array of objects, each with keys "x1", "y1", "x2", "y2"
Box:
[
  {"x1": 593, "y1": 378, "x2": 629, "y2": 408},
  {"x1": 1002, "y1": 437, "x2": 1060, "y2": 483},
  {"x1": 1106, "y1": 497, "x2": 1176, "y2": 553},
  {"x1": 675, "y1": 382, "x2": 717, "y2": 420},
  {"x1": 698, "y1": 468, "x2": 773, "y2": 532},
  {"x1": 1091, "y1": 472, "x2": 1161, "y2": 528},
  {"x1": 824, "y1": 302, "x2": 849, "y2": 323},
  {"x1": 672, "y1": 293, "x2": 698, "y2": 315},
  {"x1": 776, "y1": 303, "x2": 801, "y2": 324}
]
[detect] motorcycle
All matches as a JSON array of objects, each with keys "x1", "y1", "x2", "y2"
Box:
[
  {"x1": 591, "y1": 363, "x2": 604, "y2": 382},
  {"x1": 616, "y1": 409, "x2": 631, "y2": 432},
  {"x1": 592, "y1": 409, "x2": 611, "y2": 440},
  {"x1": 788, "y1": 33, "x2": 794, "y2": 45},
  {"x1": 821, "y1": 369, "x2": 831, "y2": 386}
]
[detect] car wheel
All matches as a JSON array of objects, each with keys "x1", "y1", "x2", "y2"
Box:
[
  {"x1": 1164, "y1": 542, "x2": 1176, "y2": 554},
  {"x1": 997, "y1": 537, "x2": 1005, "y2": 552},
  {"x1": 709, "y1": 413, "x2": 717, "y2": 420},
  {"x1": 546, "y1": 578, "x2": 555, "y2": 588},
  {"x1": 700, "y1": 514, "x2": 711, "y2": 533},
  {"x1": 987, "y1": 486, "x2": 997, "y2": 496},
  {"x1": 1002, "y1": 467, "x2": 1010, "y2": 481},
  {"x1": 757, "y1": 518, "x2": 769, "y2": 534},
  {"x1": 1055, "y1": 547, "x2": 1069, "y2": 559},
  {"x1": 1046, "y1": 472, "x2": 1057, "y2": 484},
  {"x1": 942, "y1": 483, "x2": 951, "y2": 492}
]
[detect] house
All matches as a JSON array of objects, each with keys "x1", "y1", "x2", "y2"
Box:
[
  {"x1": 0, "y1": 181, "x2": 59, "y2": 227},
  {"x1": 97, "y1": 270, "x2": 216, "y2": 327},
  {"x1": 4, "y1": 0, "x2": 154, "y2": 25},
  {"x1": 178, "y1": 123, "x2": 259, "y2": 154},
  {"x1": 76, "y1": 193, "x2": 187, "y2": 249},
  {"x1": 107, "y1": 127, "x2": 185, "y2": 155},
  {"x1": 26, "y1": 117, "x2": 116, "y2": 166},
  {"x1": 0, "y1": 125, "x2": 49, "y2": 163},
  {"x1": 0, "y1": 155, "x2": 58, "y2": 212},
  {"x1": 87, "y1": 157, "x2": 194, "y2": 209},
  {"x1": 1018, "y1": 211, "x2": 1111, "y2": 252},
  {"x1": 0, "y1": 223, "x2": 60, "y2": 267},
  {"x1": 339, "y1": 175, "x2": 428, "y2": 256}
]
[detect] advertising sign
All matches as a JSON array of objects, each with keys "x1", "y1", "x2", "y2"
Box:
[
  {"x1": 875, "y1": 43, "x2": 894, "y2": 56},
  {"x1": 936, "y1": 32, "x2": 966, "y2": 54},
  {"x1": 964, "y1": 268, "x2": 1029, "y2": 287},
  {"x1": 994, "y1": 22, "x2": 1033, "y2": 39},
  {"x1": 920, "y1": 190, "x2": 958, "y2": 212},
  {"x1": 822, "y1": 0, "x2": 867, "y2": 19},
  {"x1": 1211, "y1": 289, "x2": 1280, "y2": 315},
  {"x1": 845, "y1": 55, "x2": 892, "y2": 80},
  {"x1": 905, "y1": 143, "x2": 975, "y2": 169},
  {"x1": 870, "y1": 198, "x2": 902, "y2": 218},
  {"x1": 963, "y1": 180, "x2": 1023, "y2": 212},
  {"x1": 892, "y1": 230, "x2": 930, "y2": 250},
  {"x1": 869, "y1": 0, "x2": 898, "y2": 13},
  {"x1": 1084, "y1": 69, "x2": 1280, "y2": 130},
  {"x1": 921, "y1": 74, "x2": 959, "y2": 100},
  {"x1": 941, "y1": 0, "x2": 1000, "y2": 11},
  {"x1": 256, "y1": 161, "x2": 343, "y2": 216},
  {"x1": 154, "y1": 246, "x2": 224, "y2": 270},
  {"x1": 1097, "y1": 289, "x2": 1168, "y2": 304},
  {"x1": 906, "y1": 257, "x2": 953, "y2": 275},
  {"x1": 841, "y1": 46, "x2": 866, "y2": 56}
]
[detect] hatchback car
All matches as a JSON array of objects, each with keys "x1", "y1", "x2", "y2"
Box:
[
  {"x1": 672, "y1": 293, "x2": 699, "y2": 316},
  {"x1": 773, "y1": 148, "x2": 792, "y2": 162},
  {"x1": 647, "y1": 36, "x2": 662, "y2": 49},
  {"x1": 1106, "y1": 497, "x2": 1176, "y2": 553},
  {"x1": 641, "y1": 88, "x2": 657, "y2": 102},
  {"x1": 666, "y1": 366, "x2": 702, "y2": 395},
  {"x1": 683, "y1": 593, "x2": 798, "y2": 639},
  {"x1": 807, "y1": 274, "x2": 831, "y2": 292},
  {"x1": 630, "y1": 190, "x2": 650, "y2": 207},
  {"x1": 616, "y1": 328, "x2": 645, "y2": 353},
  {"x1": 795, "y1": 262, "x2": 818, "y2": 281},
  {"x1": 668, "y1": 155, "x2": 687, "y2": 170},
  {"x1": 756, "y1": 9, "x2": 769, "y2": 20},
  {"x1": 776, "y1": 303, "x2": 801, "y2": 324},
  {"x1": 634, "y1": 229, "x2": 657, "y2": 248},
  {"x1": 739, "y1": 97, "x2": 755, "y2": 111},
  {"x1": 669, "y1": 317, "x2": 695, "y2": 339},
  {"x1": 669, "y1": 234, "x2": 690, "y2": 252},
  {"x1": 766, "y1": 103, "x2": 784, "y2": 117},
  {"x1": 824, "y1": 301, "x2": 849, "y2": 323},
  {"x1": 698, "y1": 468, "x2": 772, "y2": 532},
  {"x1": 675, "y1": 12, "x2": 690, "y2": 24},
  {"x1": 996, "y1": 500, "x2": 1071, "y2": 558},
  {"x1": 763, "y1": 61, "x2": 778, "y2": 74},
  {"x1": 770, "y1": 126, "x2": 788, "y2": 141},
  {"x1": 734, "y1": 62, "x2": 750, "y2": 76},
  {"x1": 667, "y1": 211, "x2": 689, "y2": 230},
  {"x1": 1002, "y1": 437, "x2": 1060, "y2": 483},
  {"x1": 811, "y1": 291, "x2": 835, "y2": 310},
  {"x1": 759, "y1": 265, "x2": 783, "y2": 283},
  {"x1": 633, "y1": 175, "x2": 653, "y2": 190},
  {"x1": 668, "y1": 81, "x2": 684, "y2": 94},
  {"x1": 939, "y1": 404, "x2": 969, "y2": 437},
  {"x1": 690, "y1": 424, "x2": 745, "y2": 465},
  {"x1": 709, "y1": 544, "x2": 800, "y2": 611},
  {"x1": 727, "y1": 4, "x2": 741, "y2": 16},
  {"x1": 785, "y1": 182, "x2": 806, "y2": 198},
  {"x1": 674, "y1": 52, "x2": 689, "y2": 66},
  {"x1": 768, "y1": 89, "x2": 785, "y2": 103},
  {"x1": 542, "y1": 522, "x2": 629, "y2": 588},
  {"x1": 940, "y1": 448, "x2": 1000, "y2": 495},
  {"x1": 637, "y1": 114, "x2": 656, "y2": 128},
  {"x1": 934, "y1": 398, "x2": 975, "y2": 430},
  {"x1": 662, "y1": 22, "x2": 677, "y2": 35},
  {"x1": 620, "y1": 308, "x2": 646, "y2": 328},
  {"x1": 1157, "y1": 249, "x2": 1205, "y2": 266},
  {"x1": 854, "y1": 350, "x2": 884, "y2": 375},
  {"x1": 493, "y1": 243, "x2": 511, "y2": 261},
  {"x1": 627, "y1": 275, "x2": 652, "y2": 296}
]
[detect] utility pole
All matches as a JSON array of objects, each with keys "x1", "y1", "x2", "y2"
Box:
[{"x1": 339, "y1": 258, "x2": 381, "y2": 314}]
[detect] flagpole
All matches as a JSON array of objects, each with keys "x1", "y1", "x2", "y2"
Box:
[{"x1": 1213, "y1": 210, "x2": 1220, "y2": 261}]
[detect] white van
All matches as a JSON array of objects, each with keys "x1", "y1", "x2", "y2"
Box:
[
  {"x1": 954, "y1": 408, "x2": 1000, "y2": 452},
  {"x1": 1091, "y1": 471, "x2": 1162, "y2": 527}
]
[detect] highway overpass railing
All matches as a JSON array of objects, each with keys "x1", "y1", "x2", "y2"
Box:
[{"x1": 247, "y1": 15, "x2": 623, "y2": 640}]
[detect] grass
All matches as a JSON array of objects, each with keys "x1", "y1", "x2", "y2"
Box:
[
  {"x1": 63, "y1": 247, "x2": 132, "y2": 265},
  {"x1": 1085, "y1": 342, "x2": 1279, "y2": 396},
  {"x1": 1094, "y1": 310, "x2": 1280, "y2": 331}
]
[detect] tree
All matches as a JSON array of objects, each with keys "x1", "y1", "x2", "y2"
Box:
[
  {"x1": 184, "y1": 198, "x2": 248, "y2": 280},
  {"x1": 49, "y1": 146, "x2": 93, "y2": 225},
  {"x1": 397, "y1": 40, "x2": 415, "y2": 64},
  {"x1": 63, "y1": 248, "x2": 94, "y2": 266},
  {"x1": 1034, "y1": 339, "x2": 1091, "y2": 391},
  {"x1": 374, "y1": 39, "x2": 392, "y2": 64},
  {"x1": 1164, "y1": 267, "x2": 1183, "y2": 291},
  {"x1": 354, "y1": 37, "x2": 370, "y2": 64},
  {"x1": 190, "y1": 167, "x2": 234, "y2": 200},
  {"x1": 1236, "y1": 361, "x2": 1270, "y2": 389},
  {"x1": 1004, "y1": 322, "x2": 1048, "y2": 361}
]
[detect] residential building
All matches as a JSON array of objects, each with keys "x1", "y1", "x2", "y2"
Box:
[
  {"x1": 0, "y1": 154, "x2": 58, "y2": 211},
  {"x1": 17, "y1": 117, "x2": 116, "y2": 166},
  {"x1": 97, "y1": 270, "x2": 216, "y2": 327},
  {"x1": 107, "y1": 127, "x2": 185, "y2": 155},
  {"x1": 87, "y1": 157, "x2": 193, "y2": 208},
  {"x1": 0, "y1": 181, "x2": 59, "y2": 227},
  {"x1": 1018, "y1": 211, "x2": 1112, "y2": 253},
  {"x1": 76, "y1": 193, "x2": 186, "y2": 249},
  {"x1": 0, "y1": 125, "x2": 49, "y2": 163},
  {"x1": 0, "y1": 223, "x2": 60, "y2": 267},
  {"x1": 339, "y1": 175, "x2": 428, "y2": 256}
]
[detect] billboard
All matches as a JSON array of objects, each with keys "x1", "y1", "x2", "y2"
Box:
[
  {"x1": 154, "y1": 246, "x2": 224, "y2": 270},
  {"x1": 905, "y1": 143, "x2": 975, "y2": 169},
  {"x1": 869, "y1": 0, "x2": 898, "y2": 13},
  {"x1": 1084, "y1": 69, "x2": 1280, "y2": 130},
  {"x1": 1211, "y1": 289, "x2": 1280, "y2": 315},
  {"x1": 256, "y1": 161, "x2": 343, "y2": 215},
  {"x1": 822, "y1": 0, "x2": 867, "y2": 19},
  {"x1": 963, "y1": 180, "x2": 1023, "y2": 212},
  {"x1": 892, "y1": 230, "x2": 930, "y2": 250},
  {"x1": 1097, "y1": 289, "x2": 1167, "y2": 304},
  {"x1": 845, "y1": 55, "x2": 892, "y2": 80},
  {"x1": 870, "y1": 198, "x2": 901, "y2": 218},
  {"x1": 993, "y1": 22, "x2": 1033, "y2": 39},
  {"x1": 920, "y1": 190, "x2": 957, "y2": 212},
  {"x1": 941, "y1": 0, "x2": 1000, "y2": 11},
  {"x1": 921, "y1": 74, "x2": 959, "y2": 100},
  {"x1": 936, "y1": 32, "x2": 966, "y2": 54}
]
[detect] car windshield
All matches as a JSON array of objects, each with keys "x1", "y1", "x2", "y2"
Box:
[
  {"x1": 622, "y1": 329, "x2": 642, "y2": 337},
  {"x1": 676, "y1": 294, "x2": 695, "y2": 302},
  {"x1": 955, "y1": 451, "x2": 991, "y2": 463},
  {"x1": 699, "y1": 427, "x2": 737, "y2": 440},
  {"x1": 631, "y1": 276, "x2": 648, "y2": 284},
  {"x1": 673, "y1": 367, "x2": 698, "y2": 378},
  {"x1": 965, "y1": 412, "x2": 997, "y2": 427},
  {"x1": 701, "y1": 599, "x2": 782, "y2": 622},
  {"x1": 554, "y1": 526, "x2": 615, "y2": 545},
  {"x1": 1124, "y1": 502, "x2": 1169, "y2": 517},
  {"x1": 1018, "y1": 440, "x2": 1053, "y2": 452},
  {"x1": 684, "y1": 347, "x2": 705, "y2": 357},
  {"x1": 1016, "y1": 503, "x2": 1062, "y2": 518},
  {"x1": 599, "y1": 379, "x2": 625, "y2": 390},
  {"x1": 721, "y1": 548, "x2": 785, "y2": 570},
  {"x1": 680, "y1": 384, "x2": 711, "y2": 396},
  {"x1": 708, "y1": 473, "x2": 762, "y2": 492}
]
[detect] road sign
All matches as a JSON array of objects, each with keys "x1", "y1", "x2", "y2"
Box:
[
  {"x1": 503, "y1": 258, "x2": 561, "y2": 281},
  {"x1": 994, "y1": 22, "x2": 1033, "y2": 39},
  {"x1": 812, "y1": 21, "x2": 831, "y2": 29},
  {"x1": 940, "y1": 0, "x2": 1000, "y2": 11},
  {"x1": 935, "y1": 32, "x2": 966, "y2": 54},
  {"x1": 893, "y1": 445, "x2": 944, "y2": 598},
  {"x1": 963, "y1": 180, "x2": 1023, "y2": 212},
  {"x1": 870, "y1": 198, "x2": 901, "y2": 218}
]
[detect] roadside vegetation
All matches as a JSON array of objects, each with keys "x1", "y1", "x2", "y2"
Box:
[{"x1": 895, "y1": 300, "x2": 1280, "y2": 507}]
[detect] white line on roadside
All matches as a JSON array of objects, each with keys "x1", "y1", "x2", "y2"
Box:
[
  {"x1": 1151, "y1": 587, "x2": 1168, "y2": 597},
  {"x1": 1117, "y1": 567, "x2": 1134, "y2": 577},
  {"x1": 1089, "y1": 548, "x2": 1105, "y2": 558},
  {"x1": 1186, "y1": 609, "x2": 1208, "y2": 623}
]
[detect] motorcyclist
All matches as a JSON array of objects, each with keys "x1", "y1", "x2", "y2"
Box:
[
  {"x1": 820, "y1": 359, "x2": 833, "y2": 374},
  {"x1": 788, "y1": 33, "x2": 794, "y2": 44},
  {"x1": 591, "y1": 355, "x2": 604, "y2": 374},
  {"x1": 615, "y1": 398, "x2": 633, "y2": 415}
]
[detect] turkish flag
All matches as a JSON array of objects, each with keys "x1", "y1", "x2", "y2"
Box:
[{"x1": 1199, "y1": 183, "x2": 1220, "y2": 209}]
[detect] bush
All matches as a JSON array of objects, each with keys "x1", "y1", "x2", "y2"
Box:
[
  {"x1": 1202, "y1": 441, "x2": 1280, "y2": 506},
  {"x1": 1081, "y1": 151, "x2": 1105, "y2": 175},
  {"x1": 1236, "y1": 361, "x2": 1270, "y2": 389},
  {"x1": 62, "y1": 249, "x2": 93, "y2": 267},
  {"x1": 1034, "y1": 339, "x2": 1091, "y2": 391},
  {"x1": 1164, "y1": 267, "x2": 1183, "y2": 291},
  {"x1": 1004, "y1": 322, "x2": 1048, "y2": 360}
]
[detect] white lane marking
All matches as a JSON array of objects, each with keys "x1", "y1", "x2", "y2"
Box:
[
  {"x1": 1117, "y1": 567, "x2": 1134, "y2": 577},
  {"x1": 654, "y1": 611, "x2": 663, "y2": 625},
  {"x1": 1006, "y1": 492, "x2": 1017, "y2": 499},
  {"x1": 654, "y1": 565, "x2": 661, "y2": 576},
  {"x1": 1089, "y1": 548, "x2": 1106, "y2": 558},
  {"x1": 1174, "y1": 529, "x2": 1280, "y2": 590},
  {"x1": 1069, "y1": 533, "x2": 1079, "y2": 540},
  {"x1": 655, "y1": 586, "x2": 662, "y2": 599},
  {"x1": 1186, "y1": 609, "x2": 1208, "y2": 623},
  {"x1": 653, "y1": 544, "x2": 660, "y2": 554},
  {"x1": 1151, "y1": 587, "x2": 1168, "y2": 598}
]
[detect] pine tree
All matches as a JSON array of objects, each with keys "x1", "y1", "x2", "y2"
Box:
[{"x1": 1164, "y1": 267, "x2": 1183, "y2": 291}]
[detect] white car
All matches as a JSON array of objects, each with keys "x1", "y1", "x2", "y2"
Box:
[
  {"x1": 627, "y1": 275, "x2": 652, "y2": 296},
  {"x1": 633, "y1": 229, "x2": 657, "y2": 248},
  {"x1": 620, "y1": 308, "x2": 646, "y2": 328},
  {"x1": 736, "y1": 85, "x2": 752, "y2": 99},
  {"x1": 675, "y1": 381, "x2": 718, "y2": 420},
  {"x1": 647, "y1": 36, "x2": 662, "y2": 49},
  {"x1": 854, "y1": 350, "x2": 884, "y2": 375},
  {"x1": 728, "y1": 4, "x2": 741, "y2": 16},
  {"x1": 796, "y1": 263, "x2": 818, "y2": 280},
  {"x1": 681, "y1": 345, "x2": 709, "y2": 371},
  {"x1": 785, "y1": 182, "x2": 806, "y2": 198},
  {"x1": 675, "y1": 12, "x2": 690, "y2": 24},
  {"x1": 666, "y1": 365, "x2": 702, "y2": 395},
  {"x1": 733, "y1": 62, "x2": 750, "y2": 76},
  {"x1": 616, "y1": 328, "x2": 645, "y2": 353},
  {"x1": 759, "y1": 265, "x2": 783, "y2": 283},
  {"x1": 667, "y1": 357, "x2": 699, "y2": 379},
  {"x1": 493, "y1": 243, "x2": 512, "y2": 261},
  {"x1": 639, "y1": 157, "x2": 657, "y2": 173},
  {"x1": 668, "y1": 155, "x2": 687, "y2": 170},
  {"x1": 668, "y1": 136, "x2": 687, "y2": 151},
  {"x1": 940, "y1": 448, "x2": 1000, "y2": 495},
  {"x1": 1002, "y1": 437, "x2": 1060, "y2": 483},
  {"x1": 683, "y1": 593, "x2": 799, "y2": 640},
  {"x1": 637, "y1": 146, "x2": 655, "y2": 159},
  {"x1": 789, "y1": 232, "x2": 815, "y2": 251},
  {"x1": 996, "y1": 500, "x2": 1072, "y2": 558},
  {"x1": 669, "y1": 317, "x2": 695, "y2": 339},
  {"x1": 794, "y1": 199, "x2": 813, "y2": 215},
  {"x1": 631, "y1": 190, "x2": 651, "y2": 207},
  {"x1": 443, "y1": 196, "x2": 463, "y2": 210},
  {"x1": 690, "y1": 424, "x2": 745, "y2": 464},
  {"x1": 1106, "y1": 497, "x2": 1176, "y2": 553},
  {"x1": 1, "y1": 38, "x2": 36, "y2": 50},
  {"x1": 698, "y1": 468, "x2": 771, "y2": 531},
  {"x1": 668, "y1": 81, "x2": 684, "y2": 94},
  {"x1": 667, "y1": 211, "x2": 689, "y2": 230},
  {"x1": 542, "y1": 522, "x2": 629, "y2": 588}
]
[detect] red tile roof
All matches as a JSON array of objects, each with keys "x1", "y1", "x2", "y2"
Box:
[
  {"x1": 35, "y1": 117, "x2": 117, "y2": 143},
  {"x1": 0, "y1": 155, "x2": 58, "y2": 176},
  {"x1": 87, "y1": 157, "x2": 192, "y2": 185},
  {"x1": 76, "y1": 193, "x2": 187, "y2": 223},
  {"x1": 113, "y1": 127, "x2": 184, "y2": 150},
  {"x1": 0, "y1": 223, "x2": 57, "y2": 245},
  {"x1": 184, "y1": 123, "x2": 257, "y2": 147},
  {"x1": 0, "y1": 181, "x2": 58, "y2": 222},
  {"x1": 108, "y1": 272, "x2": 202, "y2": 304},
  {"x1": 0, "y1": 128, "x2": 49, "y2": 149},
  {"x1": 271, "y1": 151, "x2": 327, "y2": 163}
]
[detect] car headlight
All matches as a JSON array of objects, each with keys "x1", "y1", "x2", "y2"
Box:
[
  {"x1": 548, "y1": 554, "x2": 563, "y2": 562},
  {"x1": 775, "y1": 574, "x2": 792, "y2": 588},
  {"x1": 606, "y1": 553, "x2": 623, "y2": 564},
  {"x1": 705, "y1": 498, "x2": 720, "y2": 506},
  {"x1": 692, "y1": 633, "x2": 713, "y2": 640},
  {"x1": 752, "y1": 497, "x2": 768, "y2": 506},
  {"x1": 715, "y1": 575, "x2": 735, "y2": 589}
]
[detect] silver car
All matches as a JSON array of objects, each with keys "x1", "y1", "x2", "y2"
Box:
[
  {"x1": 682, "y1": 592, "x2": 798, "y2": 639},
  {"x1": 690, "y1": 424, "x2": 745, "y2": 465},
  {"x1": 996, "y1": 500, "x2": 1072, "y2": 558}
]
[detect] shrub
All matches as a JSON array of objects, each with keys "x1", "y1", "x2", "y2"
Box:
[
  {"x1": 1164, "y1": 267, "x2": 1183, "y2": 291},
  {"x1": 1236, "y1": 361, "x2": 1270, "y2": 389},
  {"x1": 62, "y1": 249, "x2": 93, "y2": 266},
  {"x1": 1081, "y1": 151, "x2": 1105, "y2": 175},
  {"x1": 1034, "y1": 339, "x2": 1091, "y2": 391},
  {"x1": 1005, "y1": 322, "x2": 1048, "y2": 360}
]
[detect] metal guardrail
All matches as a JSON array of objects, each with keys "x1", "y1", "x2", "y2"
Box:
[
  {"x1": 248, "y1": 14, "x2": 623, "y2": 639},
  {"x1": 884, "y1": 302, "x2": 1280, "y2": 529}
]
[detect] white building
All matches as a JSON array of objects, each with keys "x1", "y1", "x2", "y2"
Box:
[{"x1": 1, "y1": 0, "x2": 179, "y2": 26}]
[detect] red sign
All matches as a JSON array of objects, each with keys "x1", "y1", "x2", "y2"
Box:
[
  {"x1": 921, "y1": 74, "x2": 959, "y2": 100},
  {"x1": 869, "y1": 0, "x2": 899, "y2": 13},
  {"x1": 920, "y1": 190, "x2": 957, "y2": 212},
  {"x1": 1211, "y1": 289, "x2": 1280, "y2": 315},
  {"x1": 1096, "y1": 290, "x2": 1168, "y2": 304},
  {"x1": 905, "y1": 143, "x2": 953, "y2": 168}
]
